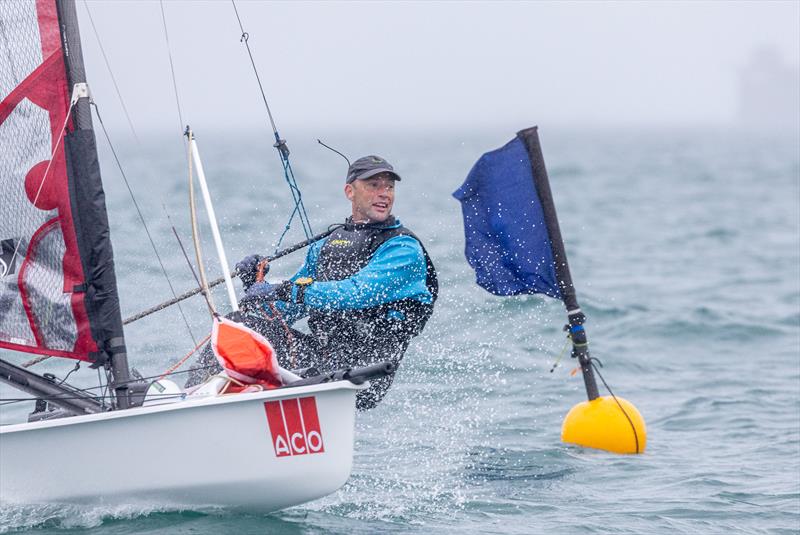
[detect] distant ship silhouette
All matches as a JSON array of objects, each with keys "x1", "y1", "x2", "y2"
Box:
[{"x1": 738, "y1": 46, "x2": 800, "y2": 130}]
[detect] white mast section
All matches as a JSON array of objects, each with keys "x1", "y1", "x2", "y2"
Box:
[{"x1": 188, "y1": 136, "x2": 239, "y2": 313}]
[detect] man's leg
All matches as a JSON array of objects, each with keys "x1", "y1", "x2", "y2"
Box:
[
  {"x1": 327, "y1": 335, "x2": 410, "y2": 411},
  {"x1": 184, "y1": 342, "x2": 220, "y2": 388}
]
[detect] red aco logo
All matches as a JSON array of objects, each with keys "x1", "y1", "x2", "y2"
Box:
[{"x1": 264, "y1": 396, "x2": 325, "y2": 457}]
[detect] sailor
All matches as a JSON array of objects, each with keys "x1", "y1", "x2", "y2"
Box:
[{"x1": 187, "y1": 155, "x2": 437, "y2": 410}]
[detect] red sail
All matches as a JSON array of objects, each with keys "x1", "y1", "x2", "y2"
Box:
[{"x1": 0, "y1": 0, "x2": 124, "y2": 363}]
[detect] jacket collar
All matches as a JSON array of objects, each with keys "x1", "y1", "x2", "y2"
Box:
[{"x1": 344, "y1": 216, "x2": 401, "y2": 231}]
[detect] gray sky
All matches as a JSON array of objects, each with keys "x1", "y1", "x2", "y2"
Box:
[{"x1": 77, "y1": 0, "x2": 800, "y2": 133}]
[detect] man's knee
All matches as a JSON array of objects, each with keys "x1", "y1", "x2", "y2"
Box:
[
  {"x1": 355, "y1": 373, "x2": 395, "y2": 411},
  {"x1": 184, "y1": 343, "x2": 220, "y2": 388}
]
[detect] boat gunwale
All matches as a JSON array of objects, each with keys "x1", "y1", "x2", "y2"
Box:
[{"x1": 0, "y1": 380, "x2": 363, "y2": 434}]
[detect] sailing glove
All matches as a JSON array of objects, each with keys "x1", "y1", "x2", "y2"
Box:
[{"x1": 235, "y1": 254, "x2": 266, "y2": 290}]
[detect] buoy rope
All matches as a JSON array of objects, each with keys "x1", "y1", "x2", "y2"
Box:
[{"x1": 589, "y1": 359, "x2": 641, "y2": 454}]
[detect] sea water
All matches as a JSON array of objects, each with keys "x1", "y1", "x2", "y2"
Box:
[{"x1": 0, "y1": 126, "x2": 798, "y2": 534}]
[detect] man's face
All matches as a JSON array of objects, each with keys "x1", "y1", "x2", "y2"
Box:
[{"x1": 345, "y1": 174, "x2": 396, "y2": 224}]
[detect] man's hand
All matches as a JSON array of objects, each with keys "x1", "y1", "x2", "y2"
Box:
[
  {"x1": 239, "y1": 280, "x2": 292, "y2": 311},
  {"x1": 235, "y1": 254, "x2": 266, "y2": 289}
]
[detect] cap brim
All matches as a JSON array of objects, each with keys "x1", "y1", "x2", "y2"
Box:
[{"x1": 353, "y1": 168, "x2": 402, "y2": 182}]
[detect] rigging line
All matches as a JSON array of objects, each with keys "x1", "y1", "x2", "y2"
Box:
[
  {"x1": 0, "y1": 393, "x2": 186, "y2": 404},
  {"x1": 273, "y1": 166, "x2": 318, "y2": 250},
  {"x1": 0, "y1": 375, "x2": 108, "y2": 406},
  {"x1": 0, "y1": 362, "x2": 223, "y2": 406},
  {"x1": 274, "y1": 181, "x2": 309, "y2": 251},
  {"x1": 90, "y1": 363, "x2": 218, "y2": 391},
  {"x1": 122, "y1": 226, "x2": 336, "y2": 325},
  {"x1": 283, "y1": 162, "x2": 313, "y2": 237},
  {"x1": 230, "y1": 0, "x2": 314, "y2": 243},
  {"x1": 159, "y1": 0, "x2": 185, "y2": 134},
  {"x1": 1, "y1": 361, "x2": 221, "y2": 408},
  {"x1": 81, "y1": 0, "x2": 140, "y2": 144},
  {"x1": 549, "y1": 334, "x2": 571, "y2": 373},
  {"x1": 231, "y1": 0, "x2": 278, "y2": 135},
  {"x1": 97, "y1": 366, "x2": 107, "y2": 410},
  {"x1": 57, "y1": 362, "x2": 81, "y2": 385},
  {"x1": 91, "y1": 102, "x2": 199, "y2": 348},
  {"x1": 163, "y1": 204, "x2": 202, "y2": 289},
  {"x1": 156, "y1": 333, "x2": 211, "y2": 382},
  {"x1": 274, "y1": 206, "x2": 300, "y2": 254},
  {"x1": 272, "y1": 157, "x2": 313, "y2": 251}
]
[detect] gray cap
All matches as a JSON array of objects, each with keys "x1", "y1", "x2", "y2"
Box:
[{"x1": 346, "y1": 155, "x2": 402, "y2": 184}]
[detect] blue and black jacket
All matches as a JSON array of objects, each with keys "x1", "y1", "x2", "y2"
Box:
[{"x1": 278, "y1": 217, "x2": 437, "y2": 354}]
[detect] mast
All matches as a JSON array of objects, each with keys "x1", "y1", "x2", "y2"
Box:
[
  {"x1": 57, "y1": 0, "x2": 132, "y2": 408},
  {"x1": 0, "y1": 0, "x2": 134, "y2": 410}
]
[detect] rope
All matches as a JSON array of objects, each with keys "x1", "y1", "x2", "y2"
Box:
[
  {"x1": 157, "y1": 333, "x2": 211, "y2": 382},
  {"x1": 97, "y1": 366, "x2": 108, "y2": 410},
  {"x1": 229, "y1": 0, "x2": 314, "y2": 248},
  {"x1": 553, "y1": 329, "x2": 641, "y2": 453},
  {"x1": 549, "y1": 335, "x2": 571, "y2": 373},
  {"x1": 590, "y1": 359, "x2": 641, "y2": 454},
  {"x1": 231, "y1": 0, "x2": 278, "y2": 134},
  {"x1": 159, "y1": 0, "x2": 185, "y2": 133},
  {"x1": 81, "y1": 1, "x2": 139, "y2": 144},
  {"x1": 273, "y1": 160, "x2": 314, "y2": 252},
  {"x1": 92, "y1": 102, "x2": 199, "y2": 348},
  {"x1": 164, "y1": 205, "x2": 203, "y2": 288},
  {"x1": 57, "y1": 362, "x2": 81, "y2": 384},
  {"x1": 0, "y1": 359, "x2": 222, "y2": 407},
  {"x1": 0, "y1": 393, "x2": 185, "y2": 404}
]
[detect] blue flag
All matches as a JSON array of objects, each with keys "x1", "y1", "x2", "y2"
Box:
[{"x1": 453, "y1": 135, "x2": 561, "y2": 299}]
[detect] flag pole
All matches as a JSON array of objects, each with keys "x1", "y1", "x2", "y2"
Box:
[
  {"x1": 516, "y1": 126, "x2": 645, "y2": 454},
  {"x1": 516, "y1": 127, "x2": 599, "y2": 401}
]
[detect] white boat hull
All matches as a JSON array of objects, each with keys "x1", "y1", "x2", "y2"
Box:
[{"x1": 0, "y1": 381, "x2": 361, "y2": 512}]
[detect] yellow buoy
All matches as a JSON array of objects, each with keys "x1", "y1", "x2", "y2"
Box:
[{"x1": 561, "y1": 395, "x2": 646, "y2": 454}]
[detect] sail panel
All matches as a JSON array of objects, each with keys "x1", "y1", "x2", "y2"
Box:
[{"x1": 0, "y1": 0, "x2": 124, "y2": 363}]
